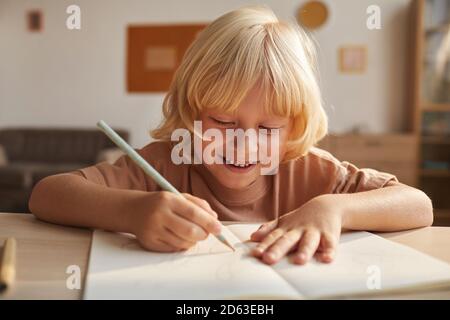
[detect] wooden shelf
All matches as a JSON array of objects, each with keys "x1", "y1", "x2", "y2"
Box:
[
  {"x1": 422, "y1": 103, "x2": 450, "y2": 112},
  {"x1": 421, "y1": 135, "x2": 450, "y2": 144},
  {"x1": 413, "y1": 0, "x2": 450, "y2": 216},
  {"x1": 420, "y1": 169, "x2": 450, "y2": 177},
  {"x1": 433, "y1": 209, "x2": 450, "y2": 226},
  {"x1": 425, "y1": 22, "x2": 450, "y2": 36}
]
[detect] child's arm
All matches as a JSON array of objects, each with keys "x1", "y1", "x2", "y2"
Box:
[
  {"x1": 30, "y1": 173, "x2": 147, "y2": 232},
  {"x1": 250, "y1": 182, "x2": 433, "y2": 265},
  {"x1": 29, "y1": 173, "x2": 221, "y2": 252},
  {"x1": 324, "y1": 181, "x2": 433, "y2": 231}
]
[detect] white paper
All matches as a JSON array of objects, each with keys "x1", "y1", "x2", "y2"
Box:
[
  {"x1": 84, "y1": 224, "x2": 450, "y2": 299},
  {"x1": 273, "y1": 231, "x2": 450, "y2": 298},
  {"x1": 84, "y1": 225, "x2": 299, "y2": 299}
]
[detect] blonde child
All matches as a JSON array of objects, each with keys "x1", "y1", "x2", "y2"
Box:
[{"x1": 29, "y1": 6, "x2": 433, "y2": 266}]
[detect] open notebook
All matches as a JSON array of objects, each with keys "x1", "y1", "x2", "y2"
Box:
[{"x1": 84, "y1": 223, "x2": 450, "y2": 299}]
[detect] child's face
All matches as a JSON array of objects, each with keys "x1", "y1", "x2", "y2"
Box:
[{"x1": 198, "y1": 85, "x2": 292, "y2": 189}]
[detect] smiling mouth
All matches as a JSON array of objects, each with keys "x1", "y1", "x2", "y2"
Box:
[{"x1": 222, "y1": 156, "x2": 258, "y2": 172}]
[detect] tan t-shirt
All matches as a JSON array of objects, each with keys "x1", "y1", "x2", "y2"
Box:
[{"x1": 72, "y1": 141, "x2": 399, "y2": 222}]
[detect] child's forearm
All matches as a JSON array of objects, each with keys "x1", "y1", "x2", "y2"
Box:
[
  {"x1": 315, "y1": 183, "x2": 434, "y2": 232},
  {"x1": 29, "y1": 173, "x2": 146, "y2": 233}
]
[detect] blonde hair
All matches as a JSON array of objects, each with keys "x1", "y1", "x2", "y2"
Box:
[{"x1": 151, "y1": 5, "x2": 328, "y2": 161}]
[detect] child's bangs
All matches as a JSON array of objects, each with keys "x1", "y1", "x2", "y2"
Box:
[
  {"x1": 186, "y1": 31, "x2": 267, "y2": 115},
  {"x1": 186, "y1": 33, "x2": 305, "y2": 120},
  {"x1": 188, "y1": 73, "x2": 255, "y2": 115},
  {"x1": 259, "y1": 67, "x2": 305, "y2": 119}
]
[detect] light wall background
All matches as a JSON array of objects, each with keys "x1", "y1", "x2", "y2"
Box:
[{"x1": 0, "y1": 0, "x2": 411, "y2": 148}]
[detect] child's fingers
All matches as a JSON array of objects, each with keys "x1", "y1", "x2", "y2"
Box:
[
  {"x1": 293, "y1": 230, "x2": 321, "y2": 265},
  {"x1": 151, "y1": 238, "x2": 179, "y2": 252},
  {"x1": 162, "y1": 227, "x2": 197, "y2": 250},
  {"x1": 182, "y1": 193, "x2": 218, "y2": 218},
  {"x1": 250, "y1": 220, "x2": 278, "y2": 241},
  {"x1": 251, "y1": 228, "x2": 284, "y2": 257},
  {"x1": 261, "y1": 229, "x2": 302, "y2": 265},
  {"x1": 316, "y1": 250, "x2": 335, "y2": 263},
  {"x1": 170, "y1": 196, "x2": 222, "y2": 236},
  {"x1": 317, "y1": 233, "x2": 338, "y2": 263},
  {"x1": 165, "y1": 211, "x2": 209, "y2": 242}
]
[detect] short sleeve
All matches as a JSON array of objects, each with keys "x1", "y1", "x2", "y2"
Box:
[
  {"x1": 73, "y1": 153, "x2": 149, "y2": 191},
  {"x1": 333, "y1": 160, "x2": 399, "y2": 194}
]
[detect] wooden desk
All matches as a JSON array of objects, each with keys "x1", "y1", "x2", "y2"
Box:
[{"x1": 1, "y1": 212, "x2": 450, "y2": 300}]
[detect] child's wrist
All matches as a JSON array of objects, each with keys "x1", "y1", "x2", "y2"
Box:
[
  {"x1": 311, "y1": 193, "x2": 350, "y2": 228},
  {"x1": 119, "y1": 191, "x2": 151, "y2": 234}
]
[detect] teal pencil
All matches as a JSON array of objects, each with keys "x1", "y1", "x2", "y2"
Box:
[{"x1": 97, "y1": 120, "x2": 235, "y2": 251}]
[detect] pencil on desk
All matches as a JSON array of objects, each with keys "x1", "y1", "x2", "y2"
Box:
[
  {"x1": 96, "y1": 120, "x2": 235, "y2": 251},
  {"x1": 0, "y1": 237, "x2": 17, "y2": 292}
]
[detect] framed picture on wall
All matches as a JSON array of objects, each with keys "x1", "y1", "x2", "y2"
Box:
[
  {"x1": 126, "y1": 24, "x2": 207, "y2": 93},
  {"x1": 27, "y1": 10, "x2": 43, "y2": 32},
  {"x1": 338, "y1": 45, "x2": 367, "y2": 74}
]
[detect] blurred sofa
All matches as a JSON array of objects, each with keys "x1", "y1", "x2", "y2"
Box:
[{"x1": 0, "y1": 128, "x2": 128, "y2": 213}]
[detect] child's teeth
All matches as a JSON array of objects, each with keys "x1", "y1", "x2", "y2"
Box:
[
  {"x1": 236, "y1": 163, "x2": 249, "y2": 167},
  {"x1": 224, "y1": 159, "x2": 254, "y2": 167}
]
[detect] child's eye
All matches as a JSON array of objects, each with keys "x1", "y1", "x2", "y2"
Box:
[
  {"x1": 210, "y1": 117, "x2": 235, "y2": 126},
  {"x1": 259, "y1": 126, "x2": 283, "y2": 131}
]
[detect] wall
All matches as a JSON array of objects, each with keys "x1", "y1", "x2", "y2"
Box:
[{"x1": 0, "y1": 0, "x2": 411, "y2": 148}]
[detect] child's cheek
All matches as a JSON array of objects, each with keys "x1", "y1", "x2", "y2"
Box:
[
  {"x1": 277, "y1": 123, "x2": 294, "y2": 158},
  {"x1": 278, "y1": 129, "x2": 291, "y2": 155},
  {"x1": 266, "y1": 128, "x2": 289, "y2": 159}
]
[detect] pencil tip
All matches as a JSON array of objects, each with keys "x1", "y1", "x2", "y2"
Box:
[{"x1": 225, "y1": 241, "x2": 236, "y2": 252}]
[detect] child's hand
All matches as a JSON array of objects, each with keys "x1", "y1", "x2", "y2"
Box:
[
  {"x1": 132, "y1": 191, "x2": 222, "y2": 252},
  {"x1": 250, "y1": 196, "x2": 343, "y2": 265}
]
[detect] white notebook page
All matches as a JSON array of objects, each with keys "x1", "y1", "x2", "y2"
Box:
[
  {"x1": 84, "y1": 224, "x2": 299, "y2": 299},
  {"x1": 227, "y1": 223, "x2": 450, "y2": 298},
  {"x1": 84, "y1": 223, "x2": 450, "y2": 299}
]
